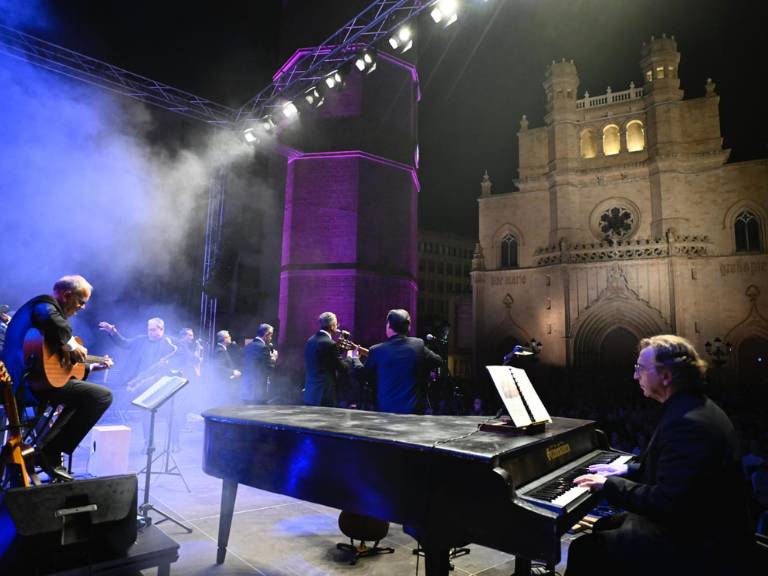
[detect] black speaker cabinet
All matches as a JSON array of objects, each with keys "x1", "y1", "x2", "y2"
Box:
[{"x1": 0, "y1": 474, "x2": 137, "y2": 574}]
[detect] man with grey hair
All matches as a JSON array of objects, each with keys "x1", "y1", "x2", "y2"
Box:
[
  {"x1": 566, "y1": 334, "x2": 754, "y2": 576},
  {"x1": 2, "y1": 275, "x2": 113, "y2": 481},
  {"x1": 241, "y1": 323, "x2": 278, "y2": 404},
  {"x1": 303, "y1": 312, "x2": 349, "y2": 406},
  {"x1": 99, "y1": 316, "x2": 178, "y2": 448}
]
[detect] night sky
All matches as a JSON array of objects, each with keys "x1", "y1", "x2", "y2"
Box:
[{"x1": 3, "y1": 0, "x2": 765, "y2": 238}]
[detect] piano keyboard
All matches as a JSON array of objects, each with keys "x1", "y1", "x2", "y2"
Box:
[{"x1": 521, "y1": 451, "x2": 633, "y2": 509}]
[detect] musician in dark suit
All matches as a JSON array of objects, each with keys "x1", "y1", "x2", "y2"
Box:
[
  {"x1": 2, "y1": 275, "x2": 112, "y2": 481},
  {"x1": 566, "y1": 335, "x2": 755, "y2": 576},
  {"x1": 303, "y1": 311, "x2": 349, "y2": 407},
  {"x1": 98, "y1": 316, "x2": 177, "y2": 447},
  {"x1": 98, "y1": 317, "x2": 177, "y2": 393},
  {"x1": 352, "y1": 309, "x2": 442, "y2": 414},
  {"x1": 241, "y1": 323, "x2": 277, "y2": 404}
]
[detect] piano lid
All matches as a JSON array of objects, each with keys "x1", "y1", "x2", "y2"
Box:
[{"x1": 203, "y1": 405, "x2": 596, "y2": 464}]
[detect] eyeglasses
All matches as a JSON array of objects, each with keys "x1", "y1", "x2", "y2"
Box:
[{"x1": 633, "y1": 363, "x2": 656, "y2": 373}]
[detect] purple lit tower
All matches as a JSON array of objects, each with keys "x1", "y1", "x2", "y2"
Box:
[{"x1": 276, "y1": 50, "x2": 420, "y2": 352}]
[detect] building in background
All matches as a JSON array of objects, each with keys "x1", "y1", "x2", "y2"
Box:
[
  {"x1": 417, "y1": 229, "x2": 474, "y2": 379},
  {"x1": 473, "y1": 35, "x2": 768, "y2": 397}
]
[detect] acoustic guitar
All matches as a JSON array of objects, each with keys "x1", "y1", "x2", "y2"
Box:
[
  {"x1": 23, "y1": 328, "x2": 113, "y2": 392},
  {"x1": 0, "y1": 360, "x2": 32, "y2": 488}
]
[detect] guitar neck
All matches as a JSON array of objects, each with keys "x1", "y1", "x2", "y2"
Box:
[{"x1": 84, "y1": 355, "x2": 109, "y2": 364}]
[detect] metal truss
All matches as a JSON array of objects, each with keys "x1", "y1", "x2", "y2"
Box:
[
  {"x1": 236, "y1": 0, "x2": 433, "y2": 123},
  {"x1": 0, "y1": 24, "x2": 238, "y2": 126}
]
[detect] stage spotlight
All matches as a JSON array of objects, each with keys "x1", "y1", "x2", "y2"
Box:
[
  {"x1": 304, "y1": 86, "x2": 325, "y2": 107},
  {"x1": 324, "y1": 70, "x2": 343, "y2": 89},
  {"x1": 260, "y1": 115, "x2": 276, "y2": 132},
  {"x1": 431, "y1": 0, "x2": 459, "y2": 27},
  {"x1": 354, "y1": 50, "x2": 377, "y2": 74},
  {"x1": 243, "y1": 128, "x2": 259, "y2": 144},
  {"x1": 388, "y1": 25, "x2": 413, "y2": 52},
  {"x1": 282, "y1": 101, "x2": 298, "y2": 118}
]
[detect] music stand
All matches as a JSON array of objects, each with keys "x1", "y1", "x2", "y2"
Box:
[{"x1": 132, "y1": 375, "x2": 192, "y2": 532}]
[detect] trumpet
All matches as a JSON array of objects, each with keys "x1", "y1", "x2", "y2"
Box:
[{"x1": 336, "y1": 332, "x2": 369, "y2": 359}]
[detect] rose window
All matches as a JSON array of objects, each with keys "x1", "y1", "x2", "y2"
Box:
[{"x1": 599, "y1": 207, "x2": 634, "y2": 240}]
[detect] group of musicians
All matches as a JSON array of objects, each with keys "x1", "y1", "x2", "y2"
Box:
[{"x1": 0, "y1": 274, "x2": 756, "y2": 574}]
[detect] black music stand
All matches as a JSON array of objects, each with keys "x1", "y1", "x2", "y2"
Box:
[{"x1": 132, "y1": 375, "x2": 192, "y2": 533}]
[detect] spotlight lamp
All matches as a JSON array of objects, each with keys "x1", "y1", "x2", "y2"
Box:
[
  {"x1": 431, "y1": 0, "x2": 459, "y2": 27},
  {"x1": 324, "y1": 69, "x2": 344, "y2": 89},
  {"x1": 354, "y1": 50, "x2": 377, "y2": 74},
  {"x1": 282, "y1": 100, "x2": 298, "y2": 119},
  {"x1": 242, "y1": 128, "x2": 259, "y2": 144},
  {"x1": 304, "y1": 86, "x2": 325, "y2": 107},
  {"x1": 260, "y1": 115, "x2": 276, "y2": 132},
  {"x1": 388, "y1": 25, "x2": 413, "y2": 52}
]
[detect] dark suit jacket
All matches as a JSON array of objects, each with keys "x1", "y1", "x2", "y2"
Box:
[
  {"x1": 303, "y1": 331, "x2": 346, "y2": 406},
  {"x1": 357, "y1": 335, "x2": 442, "y2": 414},
  {"x1": 2, "y1": 295, "x2": 73, "y2": 405},
  {"x1": 596, "y1": 391, "x2": 754, "y2": 575},
  {"x1": 241, "y1": 337, "x2": 275, "y2": 403},
  {"x1": 213, "y1": 343, "x2": 238, "y2": 380}
]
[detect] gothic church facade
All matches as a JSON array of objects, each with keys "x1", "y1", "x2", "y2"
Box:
[{"x1": 473, "y1": 36, "x2": 767, "y2": 390}]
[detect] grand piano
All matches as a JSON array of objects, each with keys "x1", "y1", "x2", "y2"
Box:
[{"x1": 203, "y1": 406, "x2": 628, "y2": 575}]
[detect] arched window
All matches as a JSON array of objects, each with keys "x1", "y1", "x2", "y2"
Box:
[
  {"x1": 580, "y1": 129, "x2": 597, "y2": 159},
  {"x1": 602, "y1": 124, "x2": 620, "y2": 156},
  {"x1": 500, "y1": 234, "x2": 518, "y2": 268},
  {"x1": 735, "y1": 211, "x2": 762, "y2": 253},
  {"x1": 626, "y1": 120, "x2": 645, "y2": 152}
]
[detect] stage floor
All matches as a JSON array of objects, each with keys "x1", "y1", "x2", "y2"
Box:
[{"x1": 71, "y1": 409, "x2": 572, "y2": 576}]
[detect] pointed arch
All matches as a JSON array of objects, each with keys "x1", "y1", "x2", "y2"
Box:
[
  {"x1": 491, "y1": 222, "x2": 525, "y2": 269},
  {"x1": 723, "y1": 199, "x2": 766, "y2": 254}
]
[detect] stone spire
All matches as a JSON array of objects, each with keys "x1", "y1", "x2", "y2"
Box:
[{"x1": 480, "y1": 170, "x2": 492, "y2": 197}]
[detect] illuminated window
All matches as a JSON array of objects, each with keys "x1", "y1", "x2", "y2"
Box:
[
  {"x1": 602, "y1": 124, "x2": 621, "y2": 156},
  {"x1": 500, "y1": 234, "x2": 518, "y2": 268},
  {"x1": 580, "y1": 129, "x2": 597, "y2": 159},
  {"x1": 735, "y1": 211, "x2": 762, "y2": 253},
  {"x1": 645, "y1": 69, "x2": 653, "y2": 82},
  {"x1": 626, "y1": 120, "x2": 645, "y2": 152},
  {"x1": 655, "y1": 66, "x2": 665, "y2": 79}
]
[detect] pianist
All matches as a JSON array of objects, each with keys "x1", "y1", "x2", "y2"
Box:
[{"x1": 566, "y1": 335, "x2": 754, "y2": 576}]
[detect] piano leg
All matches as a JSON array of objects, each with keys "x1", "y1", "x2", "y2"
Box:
[
  {"x1": 216, "y1": 478, "x2": 239, "y2": 564},
  {"x1": 422, "y1": 545, "x2": 451, "y2": 576}
]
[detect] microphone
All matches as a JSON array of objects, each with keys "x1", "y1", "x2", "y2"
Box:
[
  {"x1": 340, "y1": 329, "x2": 351, "y2": 340},
  {"x1": 0, "y1": 304, "x2": 9, "y2": 314},
  {"x1": 426, "y1": 333, "x2": 436, "y2": 341}
]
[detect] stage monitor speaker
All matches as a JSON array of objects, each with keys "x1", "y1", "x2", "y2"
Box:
[{"x1": 0, "y1": 474, "x2": 137, "y2": 573}]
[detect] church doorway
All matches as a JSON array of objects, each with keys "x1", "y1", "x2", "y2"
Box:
[
  {"x1": 598, "y1": 327, "x2": 639, "y2": 394},
  {"x1": 738, "y1": 335, "x2": 768, "y2": 400}
]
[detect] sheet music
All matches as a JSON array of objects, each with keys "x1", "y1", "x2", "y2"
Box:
[
  {"x1": 508, "y1": 367, "x2": 552, "y2": 423},
  {"x1": 132, "y1": 375, "x2": 188, "y2": 411},
  {"x1": 486, "y1": 366, "x2": 532, "y2": 427}
]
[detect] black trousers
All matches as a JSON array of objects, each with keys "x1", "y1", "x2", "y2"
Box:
[{"x1": 33, "y1": 378, "x2": 113, "y2": 456}]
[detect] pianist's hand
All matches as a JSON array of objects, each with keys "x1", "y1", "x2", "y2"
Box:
[
  {"x1": 588, "y1": 462, "x2": 628, "y2": 477},
  {"x1": 573, "y1": 473, "x2": 607, "y2": 492}
]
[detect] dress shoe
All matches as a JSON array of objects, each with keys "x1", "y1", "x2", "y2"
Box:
[{"x1": 36, "y1": 449, "x2": 74, "y2": 482}]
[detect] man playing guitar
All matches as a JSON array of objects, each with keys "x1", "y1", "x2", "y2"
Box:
[{"x1": 1, "y1": 275, "x2": 113, "y2": 482}]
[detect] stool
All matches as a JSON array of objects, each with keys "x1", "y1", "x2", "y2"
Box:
[{"x1": 336, "y1": 510, "x2": 395, "y2": 565}]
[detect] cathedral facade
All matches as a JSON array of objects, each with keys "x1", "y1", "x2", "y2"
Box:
[{"x1": 472, "y1": 36, "x2": 768, "y2": 391}]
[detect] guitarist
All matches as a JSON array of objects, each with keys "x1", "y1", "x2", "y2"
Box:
[{"x1": 1, "y1": 275, "x2": 113, "y2": 482}]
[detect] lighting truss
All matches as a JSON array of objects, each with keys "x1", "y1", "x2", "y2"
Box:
[
  {"x1": 0, "y1": 24, "x2": 238, "y2": 126},
  {"x1": 235, "y1": 0, "x2": 437, "y2": 125}
]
